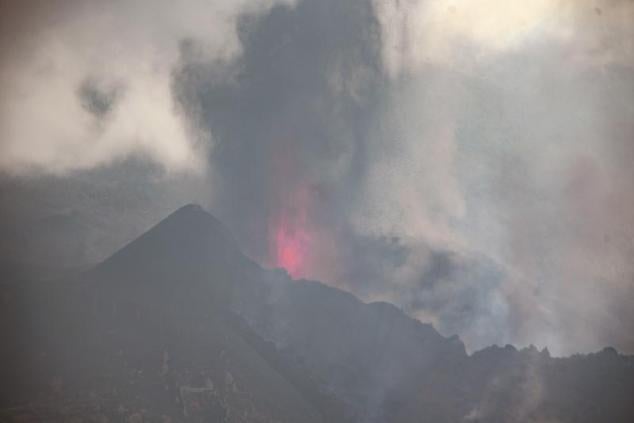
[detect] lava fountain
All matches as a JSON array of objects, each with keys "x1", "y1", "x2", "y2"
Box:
[{"x1": 270, "y1": 187, "x2": 312, "y2": 278}]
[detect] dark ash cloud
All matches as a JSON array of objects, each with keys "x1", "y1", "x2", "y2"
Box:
[{"x1": 78, "y1": 77, "x2": 124, "y2": 120}]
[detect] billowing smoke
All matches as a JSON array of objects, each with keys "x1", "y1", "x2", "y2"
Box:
[
  {"x1": 1, "y1": 0, "x2": 633, "y2": 355},
  {"x1": 0, "y1": 0, "x2": 293, "y2": 174},
  {"x1": 174, "y1": 0, "x2": 634, "y2": 354},
  {"x1": 172, "y1": 0, "x2": 383, "y2": 281}
]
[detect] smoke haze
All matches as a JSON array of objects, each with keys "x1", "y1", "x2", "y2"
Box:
[{"x1": 1, "y1": 0, "x2": 633, "y2": 355}]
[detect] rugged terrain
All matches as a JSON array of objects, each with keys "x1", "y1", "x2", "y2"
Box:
[{"x1": 1, "y1": 205, "x2": 633, "y2": 422}]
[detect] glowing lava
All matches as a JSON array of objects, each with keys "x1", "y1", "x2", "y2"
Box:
[
  {"x1": 271, "y1": 188, "x2": 312, "y2": 278},
  {"x1": 275, "y1": 222, "x2": 308, "y2": 278}
]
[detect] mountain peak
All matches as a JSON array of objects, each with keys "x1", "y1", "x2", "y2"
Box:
[
  {"x1": 96, "y1": 204, "x2": 247, "y2": 281},
  {"x1": 164, "y1": 203, "x2": 223, "y2": 229},
  {"x1": 171, "y1": 202, "x2": 202, "y2": 213}
]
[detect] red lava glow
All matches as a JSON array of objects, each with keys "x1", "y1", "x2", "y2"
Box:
[
  {"x1": 275, "y1": 222, "x2": 308, "y2": 278},
  {"x1": 271, "y1": 188, "x2": 312, "y2": 278}
]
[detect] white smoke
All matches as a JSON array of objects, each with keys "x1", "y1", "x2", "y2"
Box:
[{"x1": 0, "y1": 0, "x2": 293, "y2": 175}]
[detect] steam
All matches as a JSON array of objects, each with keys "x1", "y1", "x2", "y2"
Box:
[
  {"x1": 374, "y1": 0, "x2": 634, "y2": 75},
  {"x1": 0, "y1": 0, "x2": 293, "y2": 175},
  {"x1": 367, "y1": 0, "x2": 634, "y2": 354}
]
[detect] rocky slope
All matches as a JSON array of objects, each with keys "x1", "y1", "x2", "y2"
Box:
[{"x1": 1, "y1": 204, "x2": 632, "y2": 422}]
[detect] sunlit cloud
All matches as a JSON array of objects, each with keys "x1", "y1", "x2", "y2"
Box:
[{"x1": 374, "y1": 0, "x2": 634, "y2": 75}]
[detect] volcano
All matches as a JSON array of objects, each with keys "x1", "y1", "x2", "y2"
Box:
[{"x1": 1, "y1": 204, "x2": 633, "y2": 422}]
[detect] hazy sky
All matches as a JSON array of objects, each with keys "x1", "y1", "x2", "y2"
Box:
[{"x1": 1, "y1": 0, "x2": 633, "y2": 355}]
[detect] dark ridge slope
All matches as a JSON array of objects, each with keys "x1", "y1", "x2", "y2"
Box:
[{"x1": 1, "y1": 204, "x2": 633, "y2": 422}]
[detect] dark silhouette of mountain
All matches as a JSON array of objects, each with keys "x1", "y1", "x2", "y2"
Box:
[{"x1": 1, "y1": 204, "x2": 633, "y2": 422}]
